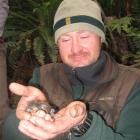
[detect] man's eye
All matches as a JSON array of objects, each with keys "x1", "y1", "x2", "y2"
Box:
[
  {"x1": 81, "y1": 36, "x2": 88, "y2": 38},
  {"x1": 80, "y1": 35, "x2": 89, "y2": 39},
  {"x1": 63, "y1": 39, "x2": 69, "y2": 42},
  {"x1": 61, "y1": 39, "x2": 70, "y2": 42}
]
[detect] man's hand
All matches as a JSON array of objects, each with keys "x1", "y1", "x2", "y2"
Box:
[
  {"x1": 18, "y1": 101, "x2": 87, "y2": 140},
  {"x1": 9, "y1": 82, "x2": 47, "y2": 120}
]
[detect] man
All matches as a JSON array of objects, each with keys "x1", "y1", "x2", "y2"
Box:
[{"x1": 3, "y1": 0, "x2": 140, "y2": 140}]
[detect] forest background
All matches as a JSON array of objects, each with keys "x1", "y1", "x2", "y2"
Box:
[{"x1": 1, "y1": 0, "x2": 140, "y2": 108}]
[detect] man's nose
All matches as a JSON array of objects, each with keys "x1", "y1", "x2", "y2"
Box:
[{"x1": 71, "y1": 38, "x2": 82, "y2": 54}]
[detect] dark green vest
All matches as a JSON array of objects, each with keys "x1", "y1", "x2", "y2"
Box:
[{"x1": 39, "y1": 63, "x2": 140, "y2": 128}]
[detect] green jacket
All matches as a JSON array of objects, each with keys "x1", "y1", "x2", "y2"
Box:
[{"x1": 29, "y1": 52, "x2": 140, "y2": 140}]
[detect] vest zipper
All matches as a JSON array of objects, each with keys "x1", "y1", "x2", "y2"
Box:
[{"x1": 72, "y1": 69, "x2": 85, "y2": 99}]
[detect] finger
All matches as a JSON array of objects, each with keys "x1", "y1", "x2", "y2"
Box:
[
  {"x1": 19, "y1": 120, "x2": 55, "y2": 140},
  {"x1": 54, "y1": 108, "x2": 65, "y2": 118},
  {"x1": 16, "y1": 109, "x2": 31, "y2": 120},
  {"x1": 18, "y1": 125, "x2": 39, "y2": 140},
  {"x1": 44, "y1": 114, "x2": 54, "y2": 122},
  {"x1": 29, "y1": 116, "x2": 56, "y2": 133},
  {"x1": 9, "y1": 82, "x2": 46, "y2": 101},
  {"x1": 70, "y1": 104, "x2": 86, "y2": 118},
  {"x1": 9, "y1": 82, "x2": 31, "y2": 97},
  {"x1": 68, "y1": 101, "x2": 86, "y2": 117},
  {"x1": 36, "y1": 110, "x2": 46, "y2": 118},
  {"x1": 16, "y1": 97, "x2": 32, "y2": 120},
  {"x1": 18, "y1": 122, "x2": 38, "y2": 140},
  {"x1": 54, "y1": 104, "x2": 84, "y2": 118},
  {"x1": 69, "y1": 106, "x2": 79, "y2": 118}
]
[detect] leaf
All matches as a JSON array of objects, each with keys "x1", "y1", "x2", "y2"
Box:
[{"x1": 33, "y1": 37, "x2": 45, "y2": 65}]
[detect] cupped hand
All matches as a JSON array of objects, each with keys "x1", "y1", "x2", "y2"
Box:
[
  {"x1": 9, "y1": 82, "x2": 47, "y2": 120},
  {"x1": 18, "y1": 101, "x2": 87, "y2": 140}
]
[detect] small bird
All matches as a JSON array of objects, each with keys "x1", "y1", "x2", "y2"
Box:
[{"x1": 26, "y1": 101, "x2": 57, "y2": 117}]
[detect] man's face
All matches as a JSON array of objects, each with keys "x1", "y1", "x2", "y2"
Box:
[{"x1": 57, "y1": 31, "x2": 101, "y2": 68}]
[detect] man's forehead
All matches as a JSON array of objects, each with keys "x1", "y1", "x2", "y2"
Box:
[{"x1": 60, "y1": 31, "x2": 93, "y2": 36}]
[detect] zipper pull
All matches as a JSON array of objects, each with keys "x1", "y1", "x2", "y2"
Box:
[{"x1": 68, "y1": 131, "x2": 72, "y2": 140}]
